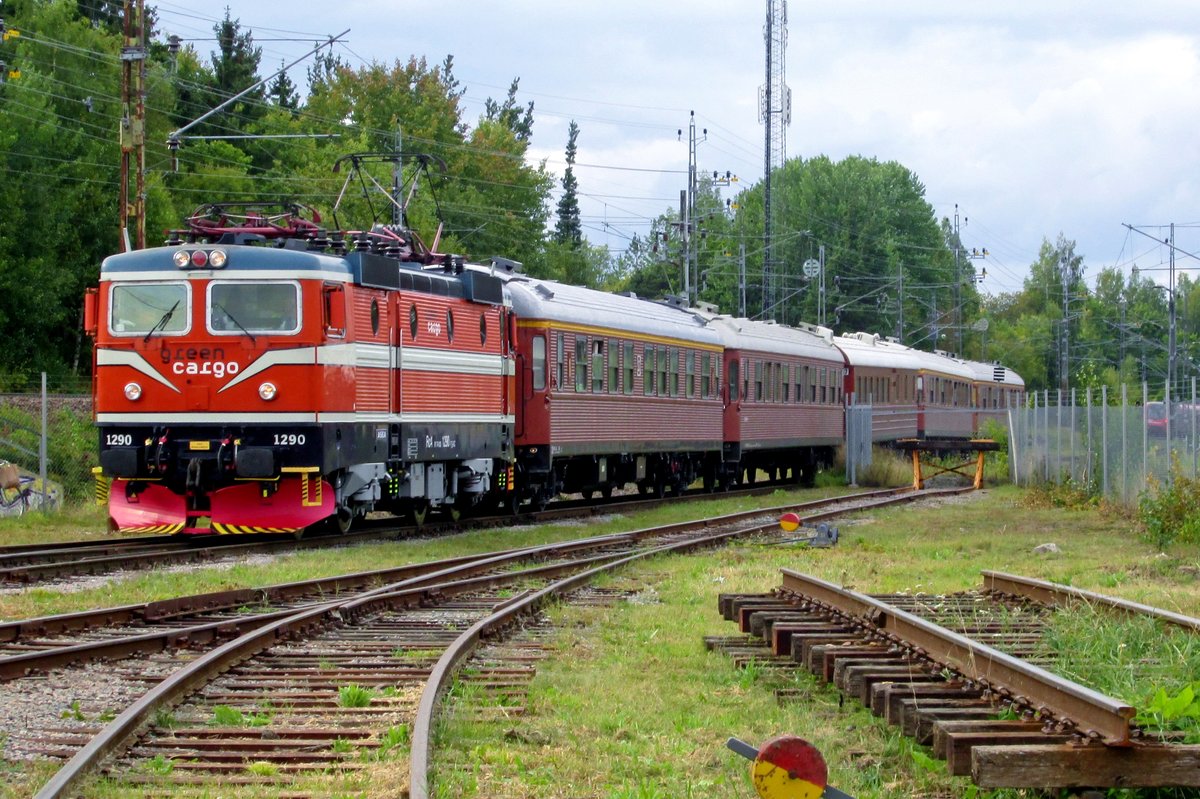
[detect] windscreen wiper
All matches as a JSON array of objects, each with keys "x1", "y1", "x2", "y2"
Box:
[
  {"x1": 214, "y1": 303, "x2": 256, "y2": 344},
  {"x1": 143, "y1": 301, "x2": 180, "y2": 343}
]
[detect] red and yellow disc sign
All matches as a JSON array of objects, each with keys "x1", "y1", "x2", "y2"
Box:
[
  {"x1": 751, "y1": 735, "x2": 828, "y2": 799},
  {"x1": 779, "y1": 512, "x2": 801, "y2": 532}
]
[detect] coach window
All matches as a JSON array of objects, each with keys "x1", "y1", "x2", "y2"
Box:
[
  {"x1": 532, "y1": 336, "x2": 546, "y2": 391},
  {"x1": 556, "y1": 333, "x2": 565, "y2": 389},
  {"x1": 624, "y1": 342, "x2": 634, "y2": 395},
  {"x1": 608, "y1": 339, "x2": 619, "y2": 393},
  {"x1": 686, "y1": 352, "x2": 695, "y2": 398},
  {"x1": 576, "y1": 338, "x2": 589, "y2": 391},
  {"x1": 592, "y1": 340, "x2": 604, "y2": 392},
  {"x1": 701, "y1": 353, "x2": 711, "y2": 398},
  {"x1": 670, "y1": 348, "x2": 680, "y2": 397},
  {"x1": 210, "y1": 281, "x2": 299, "y2": 335},
  {"x1": 728, "y1": 360, "x2": 739, "y2": 402},
  {"x1": 110, "y1": 282, "x2": 190, "y2": 337},
  {"x1": 662, "y1": 343, "x2": 672, "y2": 393},
  {"x1": 643, "y1": 346, "x2": 655, "y2": 395},
  {"x1": 754, "y1": 361, "x2": 763, "y2": 401}
]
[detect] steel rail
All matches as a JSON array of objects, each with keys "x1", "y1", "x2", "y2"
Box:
[
  {"x1": 29, "y1": 485, "x2": 963, "y2": 796},
  {"x1": 29, "y1": 546, "x2": 642, "y2": 798},
  {"x1": 982, "y1": 570, "x2": 1200, "y2": 633},
  {"x1": 407, "y1": 487, "x2": 970, "y2": 797},
  {"x1": 779, "y1": 570, "x2": 1136, "y2": 746}
]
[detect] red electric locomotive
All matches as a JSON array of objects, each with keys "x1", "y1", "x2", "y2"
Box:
[{"x1": 87, "y1": 202, "x2": 514, "y2": 534}]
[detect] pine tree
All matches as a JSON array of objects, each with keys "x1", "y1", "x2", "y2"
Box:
[
  {"x1": 554, "y1": 121, "x2": 582, "y2": 248},
  {"x1": 267, "y1": 60, "x2": 298, "y2": 110}
]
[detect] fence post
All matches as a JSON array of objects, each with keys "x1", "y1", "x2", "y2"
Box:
[
  {"x1": 39, "y1": 372, "x2": 48, "y2": 515},
  {"x1": 1101, "y1": 385, "x2": 1108, "y2": 497},
  {"x1": 1122, "y1": 384, "x2": 1129, "y2": 504}
]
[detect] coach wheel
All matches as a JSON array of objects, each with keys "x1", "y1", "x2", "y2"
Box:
[
  {"x1": 582, "y1": 489, "x2": 594, "y2": 500},
  {"x1": 446, "y1": 504, "x2": 463, "y2": 523},
  {"x1": 601, "y1": 484, "x2": 613, "y2": 499},
  {"x1": 334, "y1": 506, "x2": 354, "y2": 535}
]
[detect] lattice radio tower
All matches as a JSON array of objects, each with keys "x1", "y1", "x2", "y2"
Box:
[{"x1": 759, "y1": 0, "x2": 791, "y2": 320}]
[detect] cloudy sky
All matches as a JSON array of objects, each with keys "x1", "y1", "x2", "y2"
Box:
[{"x1": 152, "y1": 1, "x2": 1200, "y2": 294}]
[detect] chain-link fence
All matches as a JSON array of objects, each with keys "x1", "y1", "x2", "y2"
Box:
[
  {"x1": 1009, "y1": 382, "x2": 1200, "y2": 507},
  {"x1": 0, "y1": 374, "x2": 96, "y2": 516}
]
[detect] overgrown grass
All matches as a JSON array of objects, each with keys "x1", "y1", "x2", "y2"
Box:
[
  {"x1": 12, "y1": 483, "x2": 1200, "y2": 798},
  {"x1": 431, "y1": 485, "x2": 1200, "y2": 799}
]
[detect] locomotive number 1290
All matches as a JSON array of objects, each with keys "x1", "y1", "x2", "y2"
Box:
[
  {"x1": 273, "y1": 434, "x2": 307, "y2": 446},
  {"x1": 105, "y1": 433, "x2": 133, "y2": 446}
]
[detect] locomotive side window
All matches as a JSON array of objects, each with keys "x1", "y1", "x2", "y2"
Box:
[
  {"x1": 322, "y1": 283, "x2": 346, "y2": 337},
  {"x1": 209, "y1": 281, "x2": 299, "y2": 335},
  {"x1": 531, "y1": 336, "x2": 546, "y2": 391},
  {"x1": 479, "y1": 313, "x2": 488, "y2": 346},
  {"x1": 370, "y1": 299, "x2": 380, "y2": 335},
  {"x1": 446, "y1": 309, "x2": 454, "y2": 342},
  {"x1": 409, "y1": 304, "x2": 418, "y2": 340},
  {"x1": 110, "y1": 282, "x2": 190, "y2": 336}
]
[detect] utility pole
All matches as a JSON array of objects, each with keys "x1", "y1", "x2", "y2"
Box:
[
  {"x1": 119, "y1": 0, "x2": 147, "y2": 251},
  {"x1": 739, "y1": 243, "x2": 747, "y2": 317},
  {"x1": 897, "y1": 262, "x2": 904, "y2": 342},
  {"x1": 680, "y1": 111, "x2": 735, "y2": 306},
  {"x1": 1169, "y1": 222, "x2": 1177, "y2": 415},
  {"x1": 760, "y1": 0, "x2": 790, "y2": 320},
  {"x1": 391, "y1": 125, "x2": 403, "y2": 226},
  {"x1": 1060, "y1": 250, "x2": 1070, "y2": 394},
  {"x1": 818, "y1": 244, "x2": 826, "y2": 328},
  {"x1": 953, "y1": 205, "x2": 962, "y2": 355}
]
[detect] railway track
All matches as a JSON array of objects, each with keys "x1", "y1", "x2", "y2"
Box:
[
  {"x1": 712, "y1": 570, "x2": 1200, "y2": 789},
  {"x1": 7, "y1": 485, "x2": 957, "y2": 797},
  {"x1": 0, "y1": 483, "x2": 794, "y2": 584}
]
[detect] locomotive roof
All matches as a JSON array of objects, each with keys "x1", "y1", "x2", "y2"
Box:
[
  {"x1": 696, "y1": 313, "x2": 843, "y2": 362},
  {"x1": 504, "y1": 277, "x2": 721, "y2": 347},
  {"x1": 100, "y1": 243, "x2": 352, "y2": 278}
]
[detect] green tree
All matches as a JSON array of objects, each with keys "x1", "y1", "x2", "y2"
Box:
[
  {"x1": 553, "y1": 120, "x2": 582, "y2": 247},
  {"x1": 266, "y1": 60, "x2": 298, "y2": 110}
]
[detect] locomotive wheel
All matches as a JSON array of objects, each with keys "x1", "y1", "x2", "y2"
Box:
[
  {"x1": 334, "y1": 506, "x2": 354, "y2": 534},
  {"x1": 409, "y1": 500, "x2": 429, "y2": 528},
  {"x1": 446, "y1": 504, "x2": 463, "y2": 523}
]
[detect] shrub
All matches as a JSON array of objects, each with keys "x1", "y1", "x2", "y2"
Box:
[{"x1": 1138, "y1": 465, "x2": 1200, "y2": 548}]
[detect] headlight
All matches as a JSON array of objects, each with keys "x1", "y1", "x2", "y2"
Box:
[
  {"x1": 209, "y1": 249, "x2": 228, "y2": 268},
  {"x1": 258, "y1": 382, "x2": 278, "y2": 401},
  {"x1": 173, "y1": 250, "x2": 190, "y2": 268},
  {"x1": 124, "y1": 382, "x2": 142, "y2": 401}
]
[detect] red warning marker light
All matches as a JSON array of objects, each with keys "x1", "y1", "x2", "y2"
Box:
[{"x1": 779, "y1": 512, "x2": 801, "y2": 533}]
